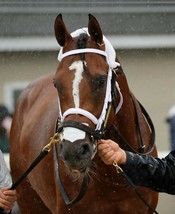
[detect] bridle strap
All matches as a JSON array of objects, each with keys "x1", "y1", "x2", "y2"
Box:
[
  {"x1": 57, "y1": 120, "x2": 102, "y2": 139},
  {"x1": 53, "y1": 118, "x2": 91, "y2": 206},
  {"x1": 54, "y1": 143, "x2": 90, "y2": 206},
  {"x1": 59, "y1": 48, "x2": 107, "y2": 61},
  {"x1": 115, "y1": 81, "x2": 123, "y2": 114},
  {"x1": 62, "y1": 108, "x2": 98, "y2": 125}
]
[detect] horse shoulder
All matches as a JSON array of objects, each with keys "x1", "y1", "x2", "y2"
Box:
[{"x1": 11, "y1": 73, "x2": 56, "y2": 154}]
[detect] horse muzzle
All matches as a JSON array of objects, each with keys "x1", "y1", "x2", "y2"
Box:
[{"x1": 59, "y1": 138, "x2": 95, "y2": 173}]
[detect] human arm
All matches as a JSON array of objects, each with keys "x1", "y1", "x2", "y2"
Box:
[
  {"x1": 0, "y1": 150, "x2": 16, "y2": 213},
  {"x1": 98, "y1": 139, "x2": 175, "y2": 194},
  {"x1": 98, "y1": 139, "x2": 127, "y2": 165},
  {"x1": 0, "y1": 188, "x2": 16, "y2": 213},
  {"x1": 122, "y1": 150, "x2": 175, "y2": 194}
]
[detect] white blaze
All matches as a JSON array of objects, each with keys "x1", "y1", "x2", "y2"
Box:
[{"x1": 69, "y1": 61, "x2": 84, "y2": 108}]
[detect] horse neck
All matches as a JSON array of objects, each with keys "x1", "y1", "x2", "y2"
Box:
[
  {"x1": 117, "y1": 74, "x2": 137, "y2": 131},
  {"x1": 110, "y1": 73, "x2": 150, "y2": 151}
]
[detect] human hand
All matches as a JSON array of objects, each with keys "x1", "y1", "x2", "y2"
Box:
[
  {"x1": 98, "y1": 139, "x2": 127, "y2": 165},
  {"x1": 0, "y1": 188, "x2": 17, "y2": 212}
]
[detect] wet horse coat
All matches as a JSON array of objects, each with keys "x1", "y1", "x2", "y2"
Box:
[{"x1": 10, "y1": 14, "x2": 158, "y2": 213}]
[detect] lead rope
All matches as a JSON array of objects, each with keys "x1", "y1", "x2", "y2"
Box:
[
  {"x1": 100, "y1": 102, "x2": 159, "y2": 214},
  {"x1": 112, "y1": 161, "x2": 159, "y2": 214},
  {"x1": 98, "y1": 71, "x2": 155, "y2": 213},
  {"x1": 0, "y1": 133, "x2": 59, "y2": 214}
]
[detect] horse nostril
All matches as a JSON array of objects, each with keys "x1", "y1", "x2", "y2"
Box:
[{"x1": 81, "y1": 144, "x2": 90, "y2": 157}]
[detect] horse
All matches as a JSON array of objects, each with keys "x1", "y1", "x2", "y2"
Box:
[{"x1": 10, "y1": 14, "x2": 158, "y2": 214}]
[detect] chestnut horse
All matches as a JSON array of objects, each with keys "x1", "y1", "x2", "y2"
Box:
[{"x1": 10, "y1": 14, "x2": 158, "y2": 214}]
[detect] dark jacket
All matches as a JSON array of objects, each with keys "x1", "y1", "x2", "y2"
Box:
[
  {"x1": 167, "y1": 116, "x2": 175, "y2": 150},
  {"x1": 122, "y1": 150, "x2": 175, "y2": 194}
]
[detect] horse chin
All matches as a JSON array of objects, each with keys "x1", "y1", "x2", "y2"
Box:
[
  {"x1": 65, "y1": 162, "x2": 92, "y2": 180},
  {"x1": 70, "y1": 169, "x2": 87, "y2": 179}
]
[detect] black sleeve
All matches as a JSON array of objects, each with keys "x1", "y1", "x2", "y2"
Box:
[
  {"x1": 121, "y1": 150, "x2": 175, "y2": 194},
  {"x1": 0, "y1": 208, "x2": 11, "y2": 214},
  {"x1": 0, "y1": 211, "x2": 11, "y2": 214}
]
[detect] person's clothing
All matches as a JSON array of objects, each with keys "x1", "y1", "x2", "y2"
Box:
[
  {"x1": 167, "y1": 116, "x2": 175, "y2": 150},
  {"x1": 0, "y1": 105, "x2": 11, "y2": 138},
  {"x1": 167, "y1": 105, "x2": 175, "y2": 150},
  {"x1": 122, "y1": 150, "x2": 175, "y2": 194},
  {"x1": 0, "y1": 150, "x2": 12, "y2": 214},
  {"x1": 0, "y1": 105, "x2": 11, "y2": 154},
  {"x1": 0, "y1": 137, "x2": 10, "y2": 153},
  {"x1": 0, "y1": 150, "x2": 12, "y2": 188},
  {"x1": 0, "y1": 105, "x2": 10, "y2": 125},
  {"x1": 0, "y1": 210, "x2": 11, "y2": 214}
]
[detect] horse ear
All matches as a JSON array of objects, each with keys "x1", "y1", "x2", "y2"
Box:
[
  {"x1": 88, "y1": 14, "x2": 103, "y2": 45},
  {"x1": 54, "y1": 14, "x2": 72, "y2": 47}
]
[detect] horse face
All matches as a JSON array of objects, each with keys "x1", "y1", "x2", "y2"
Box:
[{"x1": 53, "y1": 14, "x2": 110, "y2": 175}]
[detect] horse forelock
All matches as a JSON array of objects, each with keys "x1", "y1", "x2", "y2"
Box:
[
  {"x1": 77, "y1": 33, "x2": 88, "y2": 62},
  {"x1": 77, "y1": 33, "x2": 88, "y2": 49}
]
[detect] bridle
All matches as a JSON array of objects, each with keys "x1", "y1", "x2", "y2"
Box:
[
  {"x1": 53, "y1": 47, "x2": 123, "y2": 206},
  {"x1": 54, "y1": 46, "x2": 158, "y2": 214},
  {"x1": 57, "y1": 47, "x2": 123, "y2": 141}
]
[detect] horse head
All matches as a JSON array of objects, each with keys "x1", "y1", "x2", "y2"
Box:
[{"x1": 53, "y1": 14, "x2": 121, "y2": 176}]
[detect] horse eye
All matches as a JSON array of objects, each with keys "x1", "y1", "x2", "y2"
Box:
[
  {"x1": 98, "y1": 78, "x2": 106, "y2": 87},
  {"x1": 95, "y1": 75, "x2": 106, "y2": 88}
]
